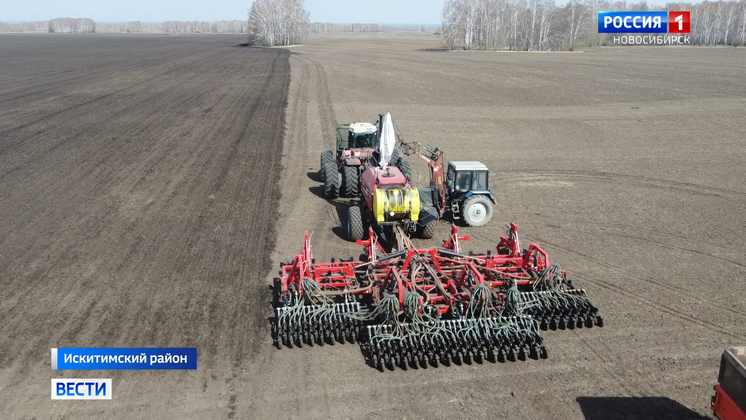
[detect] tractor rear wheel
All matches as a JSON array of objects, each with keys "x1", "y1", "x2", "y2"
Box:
[
  {"x1": 323, "y1": 160, "x2": 339, "y2": 199},
  {"x1": 390, "y1": 150, "x2": 401, "y2": 166},
  {"x1": 397, "y1": 158, "x2": 412, "y2": 183},
  {"x1": 342, "y1": 165, "x2": 359, "y2": 197},
  {"x1": 320, "y1": 150, "x2": 333, "y2": 181},
  {"x1": 418, "y1": 221, "x2": 436, "y2": 239},
  {"x1": 346, "y1": 206, "x2": 365, "y2": 242},
  {"x1": 462, "y1": 195, "x2": 493, "y2": 227}
]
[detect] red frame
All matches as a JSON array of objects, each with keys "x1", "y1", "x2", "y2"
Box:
[
  {"x1": 713, "y1": 384, "x2": 746, "y2": 420},
  {"x1": 278, "y1": 223, "x2": 560, "y2": 316}
]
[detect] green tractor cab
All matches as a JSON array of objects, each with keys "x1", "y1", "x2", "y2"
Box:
[
  {"x1": 335, "y1": 123, "x2": 378, "y2": 160},
  {"x1": 321, "y1": 121, "x2": 412, "y2": 200}
]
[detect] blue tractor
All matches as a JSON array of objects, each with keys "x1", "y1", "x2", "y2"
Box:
[{"x1": 381, "y1": 113, "x2": 495, "y2": 227}]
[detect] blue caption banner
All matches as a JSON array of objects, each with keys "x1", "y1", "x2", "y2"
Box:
[
  {"x1": 598, "y1": 11, "x2": 668, "y2": 33},
  {"x1": 52, "y1": 348, "x2": 197, "y2": 370}
]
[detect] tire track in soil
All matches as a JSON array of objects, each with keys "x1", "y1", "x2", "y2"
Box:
[
  {"x1": 521, "y1": 223, "x2": 746, "y2": 319},
  {"x1": 569, "y1": 333, "x2": 647, "y2": 398},
  {"x1": 527, "y1": 220, "x2": 734, "y2": 256},
  {"x1": 306, "y1": 55, "x2": 337, "y2": 142},
  {"x1": 247, "y1": 52, "x2": 338, "y2": 420},
  {"x1": 309, "y1": 54, "x2": 357, "y2": 122},
  {"x1": 247, "y1": 53, "x2": 339, "y2": 417},
  {"x1": 535, "y1": 237, "x2": 746, "y2": 340},
  {"x1": 246, "y1": 53, "x2": 313, "y2": 418},
  {"x1": 236, "y1": 49, "x2": 291, "y2": 366},
  {"x1": 496, "y1": 170, "x2": 746, "y2": 202},
  {"x1": 566, "y1": 332, "x2": 689, "y2": 418},
  {"x1": 302, "y1": 54, "x2": 365, "y2": 242},
  {"x1": 569, "y1": 322, "x2": 669, "y2": 397},
  {"x1": 600, "y1": 230, "x2": 746, "y2": 269},
  {"x1": 294, "y1": 53, "x2": 342, "y2": 230}
]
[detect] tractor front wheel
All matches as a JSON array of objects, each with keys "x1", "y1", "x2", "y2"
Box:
[
  {"x1": 397, "y1": 158, "x2": 412, "y2": 183},
  {"x1": 346, "y1": 206, "x2": 365, "y2": 242},
  {"x1": 323, "y1": 160, "x2": 339, "y2": 199},
  {"x1": 462, "y1": 195, "x2": 493, "y2": 227},
  {"x1": 390, "y1": 150, "x2": 401, "y2": 166},
  {"x1": 342, "y1": 165, "x2": 359, "y2": 197},
  {"x1": 320, "y1": 150, "x2": 334, "y2": 182}
]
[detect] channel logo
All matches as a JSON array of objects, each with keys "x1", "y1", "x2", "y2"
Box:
[
  {"x1": 668, "y1": 11, "x2": 691, "y2": 33},
  {"x1": 51, "y1": 378, "x2": 112, "y2": 400},
  {"x1": 598, "y1": 11, "x2": 691, "y2": 33}
]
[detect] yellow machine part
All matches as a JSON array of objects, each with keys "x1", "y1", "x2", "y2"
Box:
[{"x1": 372, "y1": 188, "x2": 420, "y2": 223}]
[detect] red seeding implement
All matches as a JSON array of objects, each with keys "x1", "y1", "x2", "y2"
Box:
[
  {"x1": 712, "y1": 346, "x2": 746, "y2": 420},
  {"x1": 272, "y1": 223, "x2": 603, "y2": 370}
]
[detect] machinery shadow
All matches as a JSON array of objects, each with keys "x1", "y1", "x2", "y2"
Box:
[
  {"x1": 306, "y1": 186, "x2": 356, "y2": 243},
  {"x1": 267, "y1": 281, "x2": 283, "y2": 350},
  {"x1": 307, "y1": 185, "x2": 326, "y2": 200},
  {"x1": 576, "y1": 397, "x2": 710, "y2": 420},
  {"x1": 306, "y1": 171, "x2": 322, "y2": 183},
  {"x1": 331, "y1": 226, "x2": 348, "y2": 242}
]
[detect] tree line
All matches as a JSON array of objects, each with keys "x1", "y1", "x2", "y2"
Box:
[
  {"x1": 309, "y1": 23, "x2": 434, "y2": 33},
  {"x1": 442, "y1": 0, "x2": 746, "y2": 51},
  {"x1": 48, "y1": 18, "x2": 95, "y2": 33},
  {"x1": 95, "y1": 21, "x2": 164, "y2": 33},
  {"x1": 0, "y1": 21, "x2": 48, "y2": 32},
  {"x1": 0, "y1": 18, "x2": 249, "y2": 34},
  {"x1": 248, "y1": 0, "x2": 310, "y2": 46},
  {"x1": 162, "y1": 21, "x2": 213, "y2": 33}
]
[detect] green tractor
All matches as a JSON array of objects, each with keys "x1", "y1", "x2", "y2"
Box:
[{"x1": 320, "y1": 121, "x2": 411, "y2": 199}]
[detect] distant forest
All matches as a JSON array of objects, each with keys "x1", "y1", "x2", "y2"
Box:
[
  {"x1": 442, "y1": 0, "x2": 746, "y2": 50},
  {"x1": 0, "y1": 18, "x2": 249, "y2": 34},
  {"x1": 0, "y1": 18, "x2": 433, "y2": 36}
]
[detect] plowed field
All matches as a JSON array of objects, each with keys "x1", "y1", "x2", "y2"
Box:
[{"x1": 0, "y1": 34, "x2": 289, "y2": 418}]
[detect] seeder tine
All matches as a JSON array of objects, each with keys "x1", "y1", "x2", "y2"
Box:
[
  {"x1": 273, "y1": 302, "x2": 365, "y2": 348},
  {"x1": 519, "y1": 289, "x2": 603, "y2": 331},
  {"x1": 361, "y1": 316, "x2": 547, "y2": 370}
]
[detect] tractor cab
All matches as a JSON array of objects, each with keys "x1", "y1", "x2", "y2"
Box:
[
  {"x1": 446, "y1": 161, "x2": 490, "y2": 195},
  {"x1": 348, "y1": 124, "x2": 377, "y2": 149},
  {"x1": 445, "y1": 161, "x2": 495, "y2": 227},
  {"x1": 336, "y1": 123, "x2": 378, "y2": 160}
]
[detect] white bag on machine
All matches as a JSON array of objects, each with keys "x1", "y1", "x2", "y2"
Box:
[{"x1": 378, "y1": 112, "x2": 396, "y2": 169}]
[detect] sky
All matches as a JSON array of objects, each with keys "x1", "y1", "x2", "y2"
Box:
[{"x1": 2, "y1": 0, "x2": 446, "y2": 25}]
